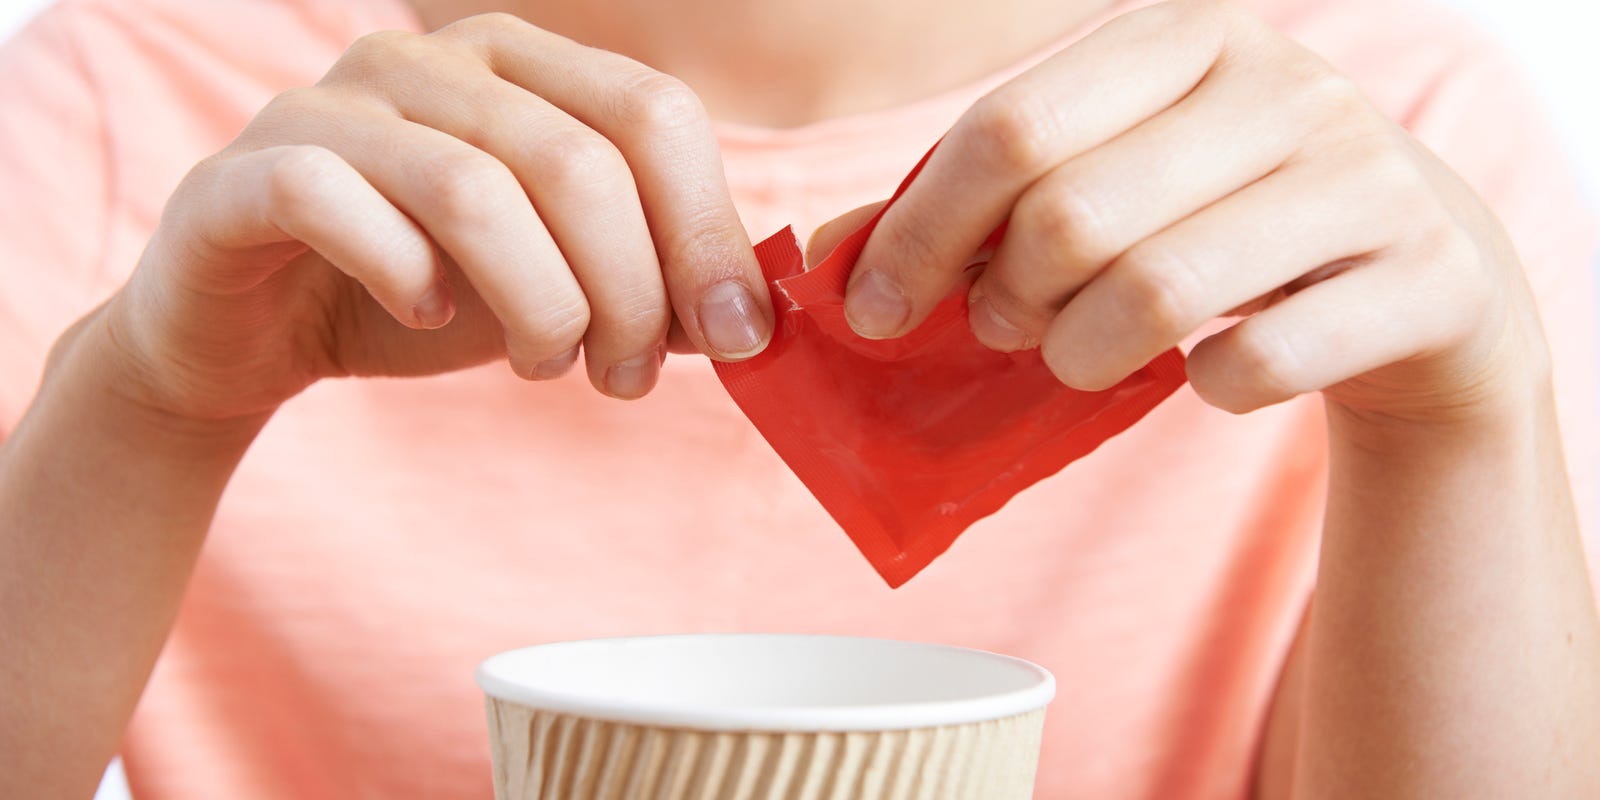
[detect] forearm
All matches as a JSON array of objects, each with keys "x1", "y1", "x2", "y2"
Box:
[
  {"x1": 0, "y1": 309, "x2": 267, "y2": 798},
  {"x1": 1291, "y1": 380, "x2": 1600, "y2": 797}
]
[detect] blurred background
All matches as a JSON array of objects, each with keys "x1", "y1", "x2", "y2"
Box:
[
  {"x1": 1, "y1": 0, "x2": 1596, "y2": 199},
  {"x1": 0, "y1": 0, "x2": 1593, "y2": 798}
]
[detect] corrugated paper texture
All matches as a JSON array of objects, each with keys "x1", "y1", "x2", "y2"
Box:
[{"x1": 486, "y1": 700, "x2": 1045, "y2": 799}]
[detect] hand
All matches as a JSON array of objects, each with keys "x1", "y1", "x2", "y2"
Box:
[
  {"x1": 841, "y1": 0, "x2": 1544, "y2": 427},
  {"x1": 102, "y1": 13, "x2": 773, "y2": 422}
]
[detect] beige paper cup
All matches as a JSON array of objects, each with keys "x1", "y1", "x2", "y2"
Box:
[{"x1": 477, "y1": 634, "x2": 1054, "y2": 799}]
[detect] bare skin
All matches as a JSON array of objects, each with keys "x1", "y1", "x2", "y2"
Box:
[{"x1": 2, "y1": 1, "x2": 1597, "y2": 798}]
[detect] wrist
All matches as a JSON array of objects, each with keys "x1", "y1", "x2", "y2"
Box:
[
  {"x1": 31, "y1": 304, "x2": 271, "y2": 459},
  {"x1": 1319, "y1": 322, "x2": 1575, "y2": 550},
  {"x1": 1325, "y1": 305, "x2": 1555, "y2": 453}
]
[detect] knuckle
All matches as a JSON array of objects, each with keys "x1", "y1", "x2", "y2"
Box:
[
  {"x1": 655, "y1": 203, "x2": 743, "y2": 272},
  {"x1": 974, "y1": 269, "x2": 1029, "y2": 311},
  {"x1": 1348, "y1": 136, "x2": 1438, "y2": 213},
  {"x1": 522, "y1": 294, "x2": 592, "y2": 350},
  {"x1": 242, "y1": 87, "x2": 356, "y2": 152},
  {"x1": 1165, "y1": 0, "x2": 1245, "y2": 28},
  {"x1": 1021, "y1": 178, "x2": 1116, "y2": 261},
  {"x1": 1306, "y1": 70, "x2": 1362, "y2": 106},
  {"x1": 346, "y1": 29, "x2": 405, "y2": 56},
  {"x1": 1215, "y1": 0, "x2": 1263, "y2": 28},
  {"x1": 1231, "y1": 325, "x2": 1303, "y2": 403},
  {"x1": 457, "y1": 11, "x2": 526, "y2": 33},
  {"x1": 340, "y1": 29, "x2": 424, "y2": 71},
  {"x1": 871, "y1": 203, "x2": 944, "y2": 280},
  {"x1": 1431, "y1": 225, "x2": 1481, "y2": 269},
  {"x1": 1421, "y1": 226, "x2": 1491, "y2": 309},
  {"x1": 1131, "y1": 0, "x2": 1191, "y2": 33},
  {"x1": 183, "y1": 152, "x2": 228, "y2": 190},
  {"x1": 595, "y1": 289, "x2": 671, "y2": 341},
  {"x1": 527, "y1": 131, "x2": 629, "y2": 191},
  {"x1": 265, "y1": 145, "x2": 341, "y2": 211},
  {"x1": 422, "y1": 151, "x2": 516, "y2": 225},
  {"x1": 1115, "y1": 244, "x2": 1207, "y2": 338},
  {"x1": 435, "y1": 11, "x2": 531, "y2": 45},
  {"x1": 964, "y1": 91, "x2": 1060, "y2": 174},
  {"x1": 1341, "y1": 130, "x2": 1405, "y2": 172},
  {"x1": 1295, "y1": 69, "x2": 1368, "y2": 121},
  {"x1": 1170, "y1": 0, "x2": 1223, "y2": 17},
  {"x1": 613, "y1": 72, "x2": 708, "y2": 133},
  {"x1": 251, "y1": 87, "x2": 345, "y2": 137},
  {"x1": 982, "y1": 280, "x2": 1054, "y2": 333},
  {"x1": 260, "y1": 86, "x2": 322, "y2": 118},
  {"x1": 1137, "y1": 0, "x2": 1257, "y2": 56}
]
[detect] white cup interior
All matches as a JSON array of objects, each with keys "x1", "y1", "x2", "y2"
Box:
[{"x1": 477, "y1": 633, "x2": 1055, "y2": 732}]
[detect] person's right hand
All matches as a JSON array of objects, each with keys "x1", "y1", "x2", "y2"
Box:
[{"x1": 96, "y1": 12, "x2": 773, "y2": 423}]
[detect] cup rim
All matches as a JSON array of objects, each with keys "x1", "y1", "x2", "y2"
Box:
[{"x1": 476, "y1": 633, "x2": 1056, "y2": 732}]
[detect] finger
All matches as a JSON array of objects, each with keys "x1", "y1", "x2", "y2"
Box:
[
  {"x1": 805, "y1": 201, "x2": 888, "y2": 268},
  {"x1": 344, "y1": 40, "x2": 668, "y2": 397},
  {"x1": 1039, "y1": 150, "x2": 1415, "y2": 391},
  {"x1": 188, "y1": 144, "x2": 450, "y2": 329},
  {"x1": 441, "y1": 15, "x2": 774, "y2": 360},
  {"x1": 262, "y1": 87, "x2": 592, "y2": 379},
  {"x1": 664, "y1": 314, "x2": 697, "y2": 354},
  {"x1": 969, "y1": 62, "x2": 1309, "y2": 350},
  {"x1": 1183, "y1": 239, "x2": 1472, "y2": 414},
  {"x1": 658, "y1": 194, "x2": 886, "y2": 356},
  {"x1": 846, "y1": 1, "x2": 1245, "y2": 339}
]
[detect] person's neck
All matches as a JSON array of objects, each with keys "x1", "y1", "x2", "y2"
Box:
[{"x1": 406, "y1": 0, "x2": 1115, "y2": 128}]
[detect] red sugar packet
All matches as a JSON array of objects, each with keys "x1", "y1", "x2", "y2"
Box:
[{"x1": 715, "y1": 149, "x2": 1187, "y2": 587}]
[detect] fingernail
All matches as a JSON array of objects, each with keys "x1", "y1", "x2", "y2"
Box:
[
  {"x1": 604, "y1": 351, "x2": 660, "y2": 399},
  {"x1": 412, "y1": 285, "x2": 453, "y2": 329},
  {"x1": 697, "y1": 281, "x2": 768, "y2": 358},
  {"x1": 845, "y1": 269, "x2": 911, "y2": 339},
  {"x1": 968, "y1": 292, "x2": 1035, "y2": 352},
  {"x1": 530, "y1": 345, "x2": 579, "y2": 380}
]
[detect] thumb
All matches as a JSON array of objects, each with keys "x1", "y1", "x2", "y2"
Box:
[
  {"x1": 805, "y1": 200, "x2": 888, "y2": 268},
  {"x1": 673, "y1": 200, "x2": 889, "y2": 356}
]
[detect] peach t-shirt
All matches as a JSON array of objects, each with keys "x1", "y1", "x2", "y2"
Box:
[{"x1": 2, "y1": 0, "x2": 1597, "y2": 797}]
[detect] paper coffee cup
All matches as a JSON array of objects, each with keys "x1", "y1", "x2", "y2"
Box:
[{"x1": 477, "y1": 634, "x2": 1054, "y2": 799}]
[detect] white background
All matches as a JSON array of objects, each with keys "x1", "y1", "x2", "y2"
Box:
[{"x1": 0, "y1": 1, "x2": 1594, "y2": 798}]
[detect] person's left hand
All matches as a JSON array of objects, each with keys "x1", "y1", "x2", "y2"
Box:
[{"x1": 839, "y1": 0, "x2": 1545, "y2": 426}]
